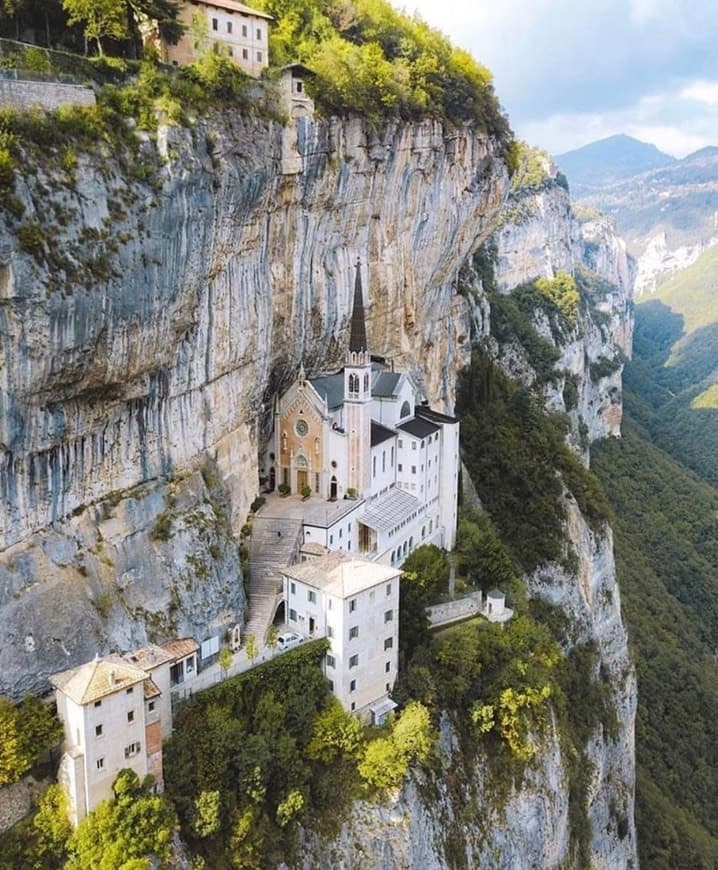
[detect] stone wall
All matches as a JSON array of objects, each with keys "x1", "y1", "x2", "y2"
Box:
[
  {"x1": 426, "y1": 590, "x2": 483, "y2": 627},
  {"x1": 0, "y1": 774, "x2": 49, "y2": 833},
  {"x1": 0, "y1": 78, "x2": 95, "y2": 111}
]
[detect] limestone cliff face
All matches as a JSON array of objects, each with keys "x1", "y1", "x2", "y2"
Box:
[
  {"x1": 492, "y1": 170, "x2": 635, "y2": 449},
  {"x1": 0, "y1": 115, "x2": 507, "y2": 695}
]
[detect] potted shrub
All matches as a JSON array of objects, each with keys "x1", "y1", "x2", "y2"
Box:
[
  {"x1": 346, "y1": 487, "x2": 357, "y2": 500},
  {"x1": 300, "y1": 484, "x2": 312, "y2": 500},
  {"x1": 278, "y1": 483, "x2": 290, "y2": 497}
]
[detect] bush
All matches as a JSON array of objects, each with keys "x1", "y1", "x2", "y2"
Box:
[
  {"x1": 16, "y1": 220, "x2": 44, "y2": 259},
  {"x1": 278, "y1": 483, "x2": 290, "y2": 495},
  {"x1": 300, "y1": 484, "x2": 312, "y2": 498}
]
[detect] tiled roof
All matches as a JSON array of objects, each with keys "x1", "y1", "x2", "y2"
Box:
[
  {"x1": 281, "y1": 550, "x2": 400, "y2": 597},
  {"x1": 161, "y1": 638, "x2": 199, "y2": 659},
  {"x1": 372, "y1": 371, "x2": 402, "y2": 398},
  {"x1": 143, "y1": 678, "x2": 162, "y2": 700},
  {"x1": 124, "y1": 644, "x2": 174, "y2": 671},
  {"x1": 415, "y1": 403, "x2": 458, "y2": 424},
  {"x1": 50, "y1": 656, "x2": 148, "y2": 706},
  {"x1": 371, "y1": 420, "x2": 396, "y2": 447},
  {"x1": 191, "y1": 0, "x2": 273, "y2": 20},
  {"x1": 309, "y1": 373, "x2": 344, "y2": 410},
  {"x1": 359, "y1": 487, "x2": 423, "y2": 533},
  {"x1": 397, "y1": 416, "x2": 440, "y2": 439}
]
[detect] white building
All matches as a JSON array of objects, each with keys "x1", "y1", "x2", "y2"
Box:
[
  {"x1": 50, "y1": 640, "x2": 198, "y2": 825},
  {"x1": 260, "y1": 261, "x2": 460, "y2": 566},
  {"x1": 157, "y1": 0, "x2": 272, "y2": 77},
  {"x1": 281, "y1": 551, "x2": 401, "y2": 719}
]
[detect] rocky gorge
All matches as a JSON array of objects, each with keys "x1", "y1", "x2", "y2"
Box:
[{"x1": 1, "y1": 109, "x2": 637, "y2": 866}]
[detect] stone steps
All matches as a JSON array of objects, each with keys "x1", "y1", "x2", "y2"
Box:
[{"x1": 244, "y1": 515, "x2": 302, "y2": 644}]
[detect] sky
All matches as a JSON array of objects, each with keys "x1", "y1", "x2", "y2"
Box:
[{"x1": 409, "y1": 0, "x2": 718, "y2": 157}]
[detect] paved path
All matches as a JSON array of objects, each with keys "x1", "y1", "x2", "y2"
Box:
[{"x1": 243, "y1": 509, "x2": 302, "y2": 645}]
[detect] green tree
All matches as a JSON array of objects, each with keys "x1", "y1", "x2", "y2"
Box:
[
  {"x1": 192, "y1": 789, "x2": 221, "y2": 839},
  {"x1": 305, "y1": 698, "x2": 364, "y2": 763},
  {"x1": 275, "y1": 789, "x2": 304, "y2": 827},
  {"x1": 358, "y1": 736, "x2": 406, "y2": 790},
  {"x1": 219, "y1": 646, "x2": 233, "y2": 679},
  {"x1": 62, "y1": 0, "x2": 127, "y2": 56},
  {"x1": 33, "y1": 784, "x2": 72, "y2": 868},
  {"x1": 266, "y1": 625, "x2": 279, "y2": 657},
  {"x1": 66, "y1": 770, "x2": 177, "y2": 870},
  {"x1": 0, "y1": 695, "x2": 62, "y2": 786},
  {"x1": 245, "y1": 633, "x2": 258, "y2": 665}
]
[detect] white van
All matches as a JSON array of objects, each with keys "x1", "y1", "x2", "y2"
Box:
[{"x1": 277, "y1": 631, "x2": 304, "y2": 652}]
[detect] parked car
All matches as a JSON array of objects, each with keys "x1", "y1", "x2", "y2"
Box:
[{"x1": 277, "y1": 631, "x2": 304, "y2": 652}]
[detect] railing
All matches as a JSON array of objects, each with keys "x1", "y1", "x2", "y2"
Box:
[{"x1": 0, "y1": 68, "x2": 84, "y2": 85}]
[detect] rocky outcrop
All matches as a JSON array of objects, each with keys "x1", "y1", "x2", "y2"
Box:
[
  {"x1": 491, "y1": 168, "x2": 635, "y2": 450},
  {"x1": 0, "y1": 115, "x2": 508, "y2": 694}
]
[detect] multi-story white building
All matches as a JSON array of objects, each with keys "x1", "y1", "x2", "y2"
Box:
[
  {"x1": 50, "y1": 641, "x2": 198, "y2": 825},
  {"x1": 158, "y1": 0, "x2": 272, "y2": 77},
  {"x1": 281, "y1": 551, "x2": 401, "y2": 720},
  {"x1": 260, "y1": 261, "x2": 460, "y2": 566}
]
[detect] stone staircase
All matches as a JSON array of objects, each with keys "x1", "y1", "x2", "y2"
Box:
[{"x1": 244, "y1": 515, "x2": 303, "y2": 645}]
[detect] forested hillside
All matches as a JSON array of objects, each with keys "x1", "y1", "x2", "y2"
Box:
[{"x1": 593, "y1": 292, "x2": 718, "y2": 867}]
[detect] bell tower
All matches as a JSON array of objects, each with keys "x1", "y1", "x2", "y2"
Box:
[{"x1": 344, "y1": 260, "x2": 372, "y2": 497}]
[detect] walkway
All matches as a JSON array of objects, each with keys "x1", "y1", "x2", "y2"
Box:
[{"x1": 244, "y1": 507, "x2": 303, "y2": 645}]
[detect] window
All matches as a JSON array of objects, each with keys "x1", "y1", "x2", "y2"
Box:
[
  {"x1": 227, "y1": 21, "x2": 232, "y2": 33},
  {"x1": 349, "y1": 599, "x2": 357, "y2": 613},
  {"x1": 386, "y1": 582, "x2": 391, "y2": 596},
  {"x1": 327, "y1": 625, "x2": 333, "y2": 638},
  {"x1": 256, "y1": 27, "x2": 262, "y2": 38},
  {"x1": 296, "y1": 80, "x2": 303, "y2": 93},
  {"x1": 328, "y1": 680, "x2": 334, "y2": 692},
  {"x1": 349, "y1": 626, "x2": 359, "y2": 640},
  {"x1": 412, "y1": 442, "x2": 417, "y2": 450},
  {"x1": 382, "y1": 451, "x2": 386, "y2": 472},
  {"x1": 411, "y1": 466, "x2": 416, "y2": 474},
  {"x1": 398, "y1": 463, "x2": 403, "y2": 472},
  {"x1": 351, "y1": 701, "x2": 356, "y2": 711},
  {"x1": 350, "y1": 679, "x2": 357, "y2": 692},
  {"x1": 96, "y1": 757, "x2": 105, "y2": 770},
  {"x1": 398, "y1": 439, "x2": 403, "y2": 448},
  {"x1": 186, "y1": 657, "x2": 194, "y2": 674},
  {"x1": 212, "y1": 17, "x2": 218, "y2": 30},
  {"x1": 257, "y1": 50, "x2": 262, "y2": 62},
  {"x1": 242, "y1": 48, "x2": 248, "y2": 59},
  {"x1": 391, "y1": 446, "x2": 395, "y2": 465},
  {"x1": 124, "y1": 742, "x2": 141, "y2": 759},
  {"x1": 421, "y1": 440, "x2": 425, "y2": 448},
  {"x1": 95, "y1": 724, "x2": 103, "y2": 737},
  {"x1": 127, "y1": 711, "x2": 134, "y2": 723},
  {"x1": 290, "y1": 582, "x2": 296, "y2": 595},
  {"x1": 372, "y1": 456, "x2": 376, "y2": 477},
  {"x1": 289, "y1": 608, "x2": 297, "y2": 621},
  {"x1": 295, "y1": 419, "x2": 309, "y2": 437},
  {"x1": 385, "y1": 661, "x2": 391, "y2": 673},
  {"x1": 242, "y1": 24, "x2": 247, "y2": 36},
  {"x1": 94, "y1": 700, "x2": 102, "y2": 708},
  {"x1": 326, "y1": 654, "x2": 335, "y2": 668},
  {"x1": 349, "y1": 654, "x2": 359, "y2": 668},
  {"x1": 384, "y1": 609, "x2": 393, "y2": 623},
  {"x1": 228, "y1": 47, "x2": 233, "y2": 57},
  {"x1": 308, "y1": 590, "x2": 316, "y2": 603},
  {"x1": 329, "y1": 535, "x2": 333, "y2": 545},
  {"x1": 384, "y1": 637, "x2": 393, "y2": 650},
  {"x1": 148, "y1": 701, "x2": 155, "y2": 712},
  {"x1": 126, "y1": 687, "x2": 133, "y2": 695},
  {"x1": 339, "y1": 528, "x2": 343, "y2": 538}
]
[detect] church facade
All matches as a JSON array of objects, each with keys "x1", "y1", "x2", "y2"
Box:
[{"x1": 260, "y1": 263, "x2": 460, "y2": 566}]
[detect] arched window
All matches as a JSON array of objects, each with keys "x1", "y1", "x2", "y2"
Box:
[
  {"x1": 281, "y1": 431, "x2": 288, "y2": 451},
  {"x1": 363, "y1": 373, "x2": 370, "y2": 393},
  {"x1": 400, "y1": 400, "x2": 411, "y2": 419},
  {"x1": 314, "y1": 437, "x2": 320, "y2": 455},
  {"x1": 348, "y1": 373, "x2": 359, "y2": 396},
  {"x1": 295, "y1": 454, "x2": 308, "y2": 468}
]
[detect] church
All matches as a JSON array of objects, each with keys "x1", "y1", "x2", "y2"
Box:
[{"x1": 260, "y1": 262, "x2": 460, "y2": 567}]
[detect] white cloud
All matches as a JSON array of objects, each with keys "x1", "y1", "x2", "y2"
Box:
[{"x1": 680, "y1": 80, "x2": 718, "y2": 105}]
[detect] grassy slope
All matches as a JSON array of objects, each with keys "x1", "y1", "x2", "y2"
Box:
[{"x1": 629, "y1": 244, "x2": 718, "y2": 484}]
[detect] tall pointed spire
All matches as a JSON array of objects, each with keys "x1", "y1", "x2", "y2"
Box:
[{"x1": 349, "y1": 258, "x2": 368, "y2": 354}]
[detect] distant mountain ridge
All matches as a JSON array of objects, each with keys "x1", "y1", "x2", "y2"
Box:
[{"x1": 555, "y1": 134, "x2": 675, "y2": 195}]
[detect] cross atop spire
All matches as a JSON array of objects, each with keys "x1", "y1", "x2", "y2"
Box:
[{"x1": 349, "y1": 258, "x2": 368, "y2": 354}]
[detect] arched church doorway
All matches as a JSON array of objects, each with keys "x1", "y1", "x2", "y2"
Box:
[{"x1": 330, "y1": 476, "x2": 338, "y2": 500}]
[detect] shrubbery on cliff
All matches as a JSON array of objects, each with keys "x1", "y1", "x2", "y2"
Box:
[{"x1": 258, "y1": 0, "x2": 511, "y2": 139}]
